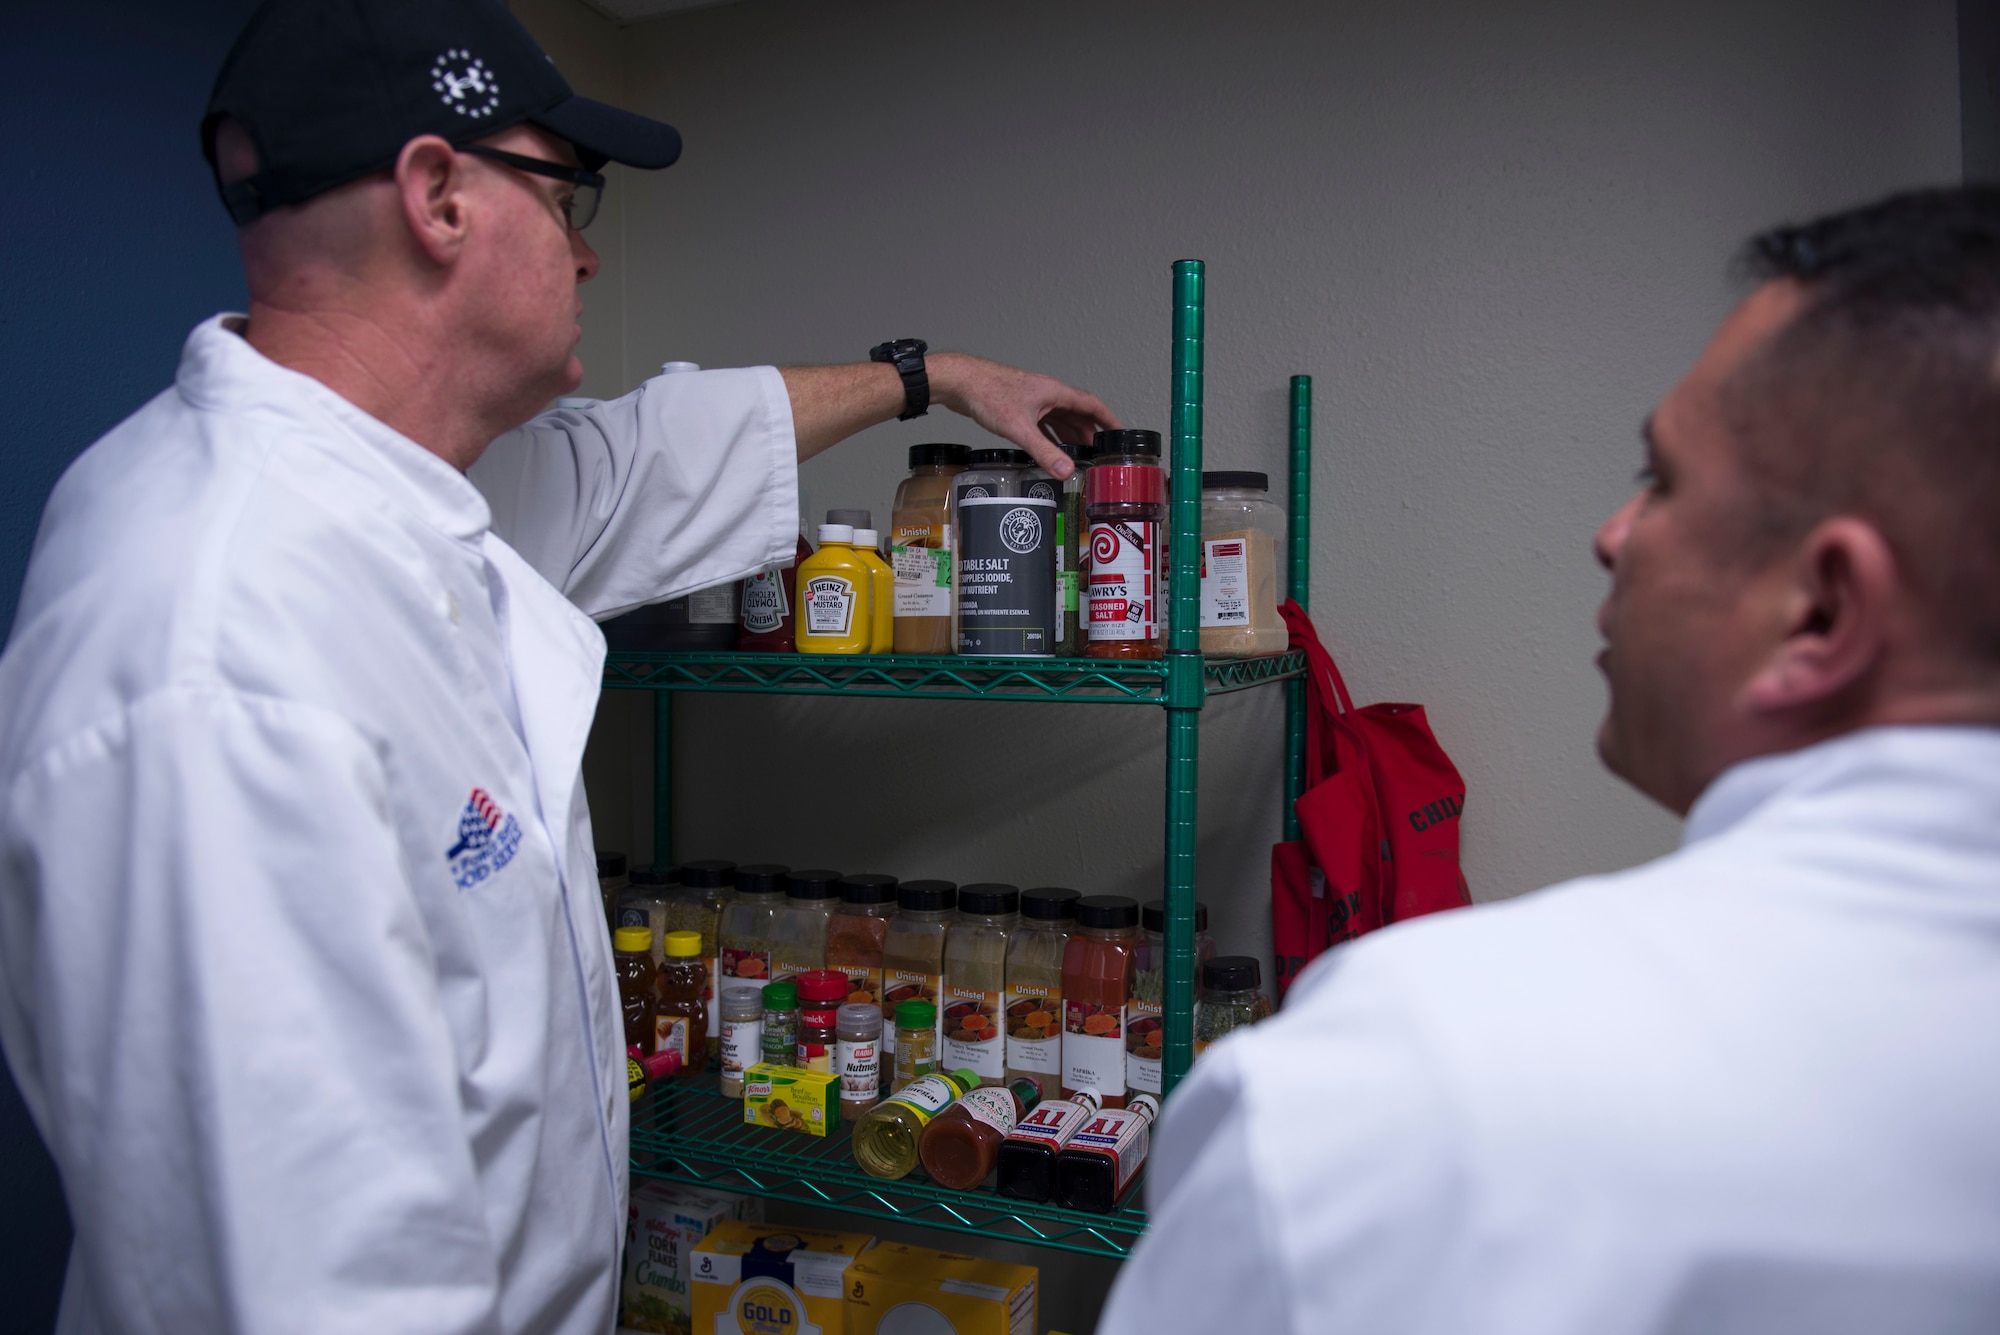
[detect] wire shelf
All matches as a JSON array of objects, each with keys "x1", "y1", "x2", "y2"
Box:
[
  {"x1": 629, "y1": 1072, "x2": 1148, "y2": 1259},
  {"x1": 603, "y1": 649, "x2": 1302, "y2": 704}
]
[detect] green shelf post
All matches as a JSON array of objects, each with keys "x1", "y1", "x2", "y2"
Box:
[
  {"x1": 1162, "y1": 259, "x2": 1205, "y2": 1098},
  {"x1": 1283, "y1": 375, "x2": 1312, "y2": 841},
  {"x1": 652, "y1": 691, "x2": 672, "y2": 870}
]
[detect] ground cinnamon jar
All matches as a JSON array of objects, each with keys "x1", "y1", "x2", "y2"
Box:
[{"x1": 1084, "y1": 430, "x2": 1166, "y2": 660}]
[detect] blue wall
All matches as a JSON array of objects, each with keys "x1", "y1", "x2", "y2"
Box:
[{"x1": 0, "y1": 3, "x2": 255, "y2": 1327}]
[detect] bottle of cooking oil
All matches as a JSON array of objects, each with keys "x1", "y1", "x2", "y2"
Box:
[{"x1": 851, "y1": 1066, "x2": 979, "y2": 1180}]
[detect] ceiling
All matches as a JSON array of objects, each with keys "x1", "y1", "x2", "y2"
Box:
[{"x1": 578, "y1": 0, "x2": 743, "y2": 22}]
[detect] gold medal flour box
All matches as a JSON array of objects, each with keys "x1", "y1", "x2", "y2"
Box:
[{"x1": 690, "y1": 1221, "x2": 873, "y2": 1335}]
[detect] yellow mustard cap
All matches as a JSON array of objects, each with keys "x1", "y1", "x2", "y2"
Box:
[
  {"x1": 664, "y1": 929, "x2": 703, "y2": 958},
  {"x1": 614, "y1": 926, "x2": 653, "y2": 953}
]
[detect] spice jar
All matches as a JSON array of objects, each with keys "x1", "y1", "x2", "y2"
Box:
[
  {"x1": 656, "y1": 929, "x2": 710, "y2": 1076},
  {"x1": 891, "y1": 444, "x2": 970, "y2": 654},
  {"x1": 882, "y1": 880, "x2": 955, "y2": 1088},
  {"x1": 1199, "y1": 471, "x2": 1288, "y2": 657},
  {"x1": 759, "y1": 979, "x2": 800, "y2": 1069},
  {"x1": 836, "y1": 1001, "x2": 884, "y2": 1118},
  {"x1": 951, "y1": 447, "x2": 1030, "y2": 508},
  {"x1": 617, "y1": 864, "x2": 674, "y2": 961},
  {"x1": 1060, "y1": 895, "x2": 1140, "y2": 1107},
  {"x1": 1194, "y1": 956, "x2": 1273, "y2": 1057},
  {"x1": 771, "y1": 869, "x2": 842, "y2": 983},
  {"x1": 894, "y1": 998, "x2": 940, "y2": 1090},
  {"x1": 1005, "y1": 886, "x2": 1079, "y2": 1098},
  {"x1": 717, "y1": 863, "x2": 785, "y2": 985},
  {"x1": 942, "y1": 884, "x2": 1018, "y2": 1087},
  {"x1": 1084, "y1": 430, "x2": 1167, "y2": 660},
  {"x1": 826, "y1": 873, "x2": 898, "y2": 1014},
  {"x1": 1129, "y1": 899, "x2": 1213, "y2": 1099},
  {"x1": 795, "y1": 970, "x2": 849, "y2": 1074},
  {"x1": 718, "y1": 984, "x2": 764, "y2": 1098}
]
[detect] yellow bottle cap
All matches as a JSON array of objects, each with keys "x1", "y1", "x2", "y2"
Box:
[
  {"x1": 664, "y1": 929, "x2": 703, "y2": 958},
  {"x1": 614, "y1": 926, "x2": 653, "y2": 953}
]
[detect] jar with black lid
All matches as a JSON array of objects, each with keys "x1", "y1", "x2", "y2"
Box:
[
  {"x1": 1195, "y1": 955, "x2": 1273, "y2": 1057},
  {"x1": 771, "y1": 869, "x2": 843, "y2": 983},
  {"x1": 1005, "y1": 886, "x2": 1080, "y2": 1096},
  {"x1": 881, "y1": 879, "x2": 957, "y2": 1090},
  {"x1": 716, "y1": 862, "x2": 785, "y2": 986}
]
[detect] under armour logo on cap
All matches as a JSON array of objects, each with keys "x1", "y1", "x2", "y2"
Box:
[{"x1": 431, "y1": 48, "x2": 500, "y2": 118}]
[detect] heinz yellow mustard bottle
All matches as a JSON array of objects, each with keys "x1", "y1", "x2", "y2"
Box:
[
  {"x1": 796, "y1": 523, "x2": 872, "y2": 654},
  {"x1": 852, "y1": 528, "x2": 895, "y2": 653}
]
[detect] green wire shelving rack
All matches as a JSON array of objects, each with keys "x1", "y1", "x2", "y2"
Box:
[{"x1": 606, "y1": 259, "x2": 1313, "y2": 1260}]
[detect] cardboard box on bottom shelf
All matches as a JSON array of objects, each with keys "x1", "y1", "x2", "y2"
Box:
[
  {"x1": 619, "y1": 1182, "x2": 762, "y2": 1335},
  {"x1": 691, "y1": 1220, "x2": 874, "y2": 1335},
  {"x1": 846, "y1": 1241, "x2": 1038, "y2": 1335}
]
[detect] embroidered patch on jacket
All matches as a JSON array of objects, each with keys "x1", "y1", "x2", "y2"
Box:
[{"x1": 446, "y1": 787, "x2": 523, "y2": 889}]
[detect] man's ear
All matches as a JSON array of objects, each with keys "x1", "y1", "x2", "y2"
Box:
[
  {"x1": 1740, "y1": 517, "x2": 1895, "y2": 715},
  {"x1": 394, "y1": 135, "x2": 470, "y2": 266}
]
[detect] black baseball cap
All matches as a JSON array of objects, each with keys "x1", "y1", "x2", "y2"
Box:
[{"x1": 203, "y1": 0, "x2": 681, "y2": 223}]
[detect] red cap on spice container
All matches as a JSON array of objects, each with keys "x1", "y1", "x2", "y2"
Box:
[{"x1": 797, "y1": 969, "x2": 850, "y2": 1021}]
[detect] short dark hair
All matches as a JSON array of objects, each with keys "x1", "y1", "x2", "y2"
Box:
[{"x1": 1727, "y1": 186, "x2": 2000, "y2": 664}]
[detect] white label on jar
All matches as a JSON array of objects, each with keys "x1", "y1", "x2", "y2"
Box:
[
  {"x1": 720, "y1": 1017, "x2": 762, "y2": 1078},
  {"x1": 801, "y1": 574, "x2": 856, "y2": 636},
  {"x1": 1066, "y1": 1100, "x2": 1157, "y2": 1197},
  {"x1": 1200, "y1": 538, "x2": 1250, "y2": 627},
  {"x1": 1087, "y1": 521, "x2": 1156, "y2": 642},
  {"x1": 656, "y1": 1015, "x2": 691, "y2": 1065},
  {"x1": 687, "y1": 582, "x2": 738, "y2": 625},
  {"x1": 1127, "y1": 997, "x2": 1163, "y2": 1095},
  {"x1": 885, "y1": 1073, "x2": 962, "y2": 1123},
  {"x1": 741, "y1": 567, "x2": 789, "y2": 633},
  {"x1": 1005, "y1": 1098, "x2": 1097, "y2": 1152},
  {"x1": 941, "y1": 984, "x2": 1003, "y2": 1081},
  {"x1": 1004, "y1": 983, "x2": 1061, "y2": 1076},
  {"x1": 892, "y1": 544, "x2": 953, "y2": 617},
  {"x1": 1063, "y1": 1000, "x2": 1128, "y2": 1097},
  {"x1": 957, "y1": 1085, "x2": 1022, "y2": 1136},
  {"x1": 837, "y1": 1037, "x2": 880, "y2": 1099}
]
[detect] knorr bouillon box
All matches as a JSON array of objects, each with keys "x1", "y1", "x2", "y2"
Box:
[
  {"x1": 690, "y1": 1220, "x2": 873, "y2": 1335},
  {"x1": 844, "y1": 1241, "x2": 1038, "y2": 1335}
]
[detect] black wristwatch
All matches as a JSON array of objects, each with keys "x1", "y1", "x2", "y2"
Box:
[{"x1": 869, "y1": 338, "x2": 931, "y2": 420}]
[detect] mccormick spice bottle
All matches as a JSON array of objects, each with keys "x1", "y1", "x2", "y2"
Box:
[
  {"x1": 891, "y1": 444, "x2": 970, "y2": 654},
  {"x1": 918, "y1": 1077, "x2": 1044, "y2": 1191},
  {"x1": 794, "y1": 970, "x2": 850, "y2": 1074},
  {"x1": 996, "y1": 1087, "x2": 1103, "y2": 1202},
  {"x1": 1054, "y1": 1094, "x2": 1161, "y2": 1214},
  {"x1": 1061, "y1": 895, "x2": 1141, "y2": 1107},
  {"x1": 1085, "y1": 429, "x2": 1167, "y2": 660}
]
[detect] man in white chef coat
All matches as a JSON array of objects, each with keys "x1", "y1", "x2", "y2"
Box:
[
  {"x1": 0, "y1": 1, "x2": 1117, "y2": 1332},
  {"x1": 1102, "y1": 190, "x2": 2000, "y2": 1334}
]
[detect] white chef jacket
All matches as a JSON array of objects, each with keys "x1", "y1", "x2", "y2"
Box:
[
  {"x1": 1102, "y1": 726, "x2": 2000, "y2": 1335},
  {"x1": 0, "y1": 315, "x2": 797, "y2": 1335}
]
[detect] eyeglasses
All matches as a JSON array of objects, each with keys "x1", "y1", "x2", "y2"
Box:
[{"x1": 459, "y1": 145, "x2": 605, "y2": 231}]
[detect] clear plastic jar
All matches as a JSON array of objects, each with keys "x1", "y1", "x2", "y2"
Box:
[
  {"x1": 1005, "y1": 886, "x2": 1079, "y2": 1098},
  {"x1": 891, "y1": 445, "x2": 970, "y2": 654},
  {"x1": 826, "y1": 874, "x2": 898, "y2": 1013},
  {"x1": 882, "y1": 880, "x2": 956, "y2": 1090},
  {"x1": 616, "y1": 865, "x2": 675, "y2": 963},
  {"x1": 771, "y1": 869, "x2": 842, "y2": 983},
  {"x1": 1199, "y1": 471, "x2": 1288, "y2": 657},
  {"x1": 1128, "y1": 900, "x2": 1212, "y2": 1097},
  {"x1": 942, "y1": 884, "x2": 1019, "y2": 1087},
  {"x1": 1194, "y1": 956, "x2": 1273, "y2": 1057},
  {"x1": 717, "y1": 863, "x2": 785, "y2": 986}
]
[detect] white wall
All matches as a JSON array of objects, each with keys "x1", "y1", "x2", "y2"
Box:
[{"x1": 516, "y1": 0, "x2": 1958, "y2": 1324}]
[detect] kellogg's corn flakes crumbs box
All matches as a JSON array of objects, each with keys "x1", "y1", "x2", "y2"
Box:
[
  {"x1": 691, "y1": 1221, "x2": 874, "y2": 1335},
  {"x1": 845, "y1": 1241, "x2": 1038, "y2": 1335},
  {"x1": 620, "y1": 1182, "x2": 762, "y2": 1334}
]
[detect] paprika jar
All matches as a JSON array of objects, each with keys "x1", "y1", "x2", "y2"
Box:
[
  {"x1": 1060, "y1": 895, "x2": 1140, "y2": 1107},
  {"x1": 1084, "y1": 430, "x2": 1166, "y2": 660}
]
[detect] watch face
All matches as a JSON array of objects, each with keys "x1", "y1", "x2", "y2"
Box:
[{"x1": 874, "y1": 338, "x2": 927, "y2": 362}]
